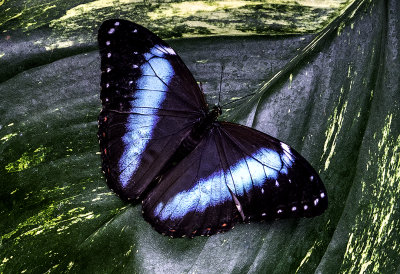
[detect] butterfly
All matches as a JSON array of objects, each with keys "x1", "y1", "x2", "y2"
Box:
[{"x1": 98, "y1": 19, "x2": 328, "y2": 238}]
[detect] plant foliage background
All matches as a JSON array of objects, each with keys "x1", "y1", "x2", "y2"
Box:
[{"x1": 0, "y1": 0, "x2": 399, "y2": 273}]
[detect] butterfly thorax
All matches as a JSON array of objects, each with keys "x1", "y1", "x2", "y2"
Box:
[
  {"x1": 191, "y1": 105, "x2": 221, "y2": 139},
  {"x1": 177, "y1": 105, "x2": 221, "y2": 153},
  {"x1": 153, "y1": 106, "x2": 221, "y2": 180}
]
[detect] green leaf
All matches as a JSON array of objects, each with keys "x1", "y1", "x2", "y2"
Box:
[{"x1": 1, "y1": 0, "x2": 399, "y2": 273}]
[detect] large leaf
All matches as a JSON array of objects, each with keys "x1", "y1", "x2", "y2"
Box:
[
  {"x1": 0, "y1": 0, "x2": 351, "y2": 83},
  {"x1": 1, "y1": 0, "x2": 399, "y2": 273}
]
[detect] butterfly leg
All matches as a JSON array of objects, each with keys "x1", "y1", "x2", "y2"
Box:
[{"x1": 199, "y1": 81, "x2": 204, "y2": 94}]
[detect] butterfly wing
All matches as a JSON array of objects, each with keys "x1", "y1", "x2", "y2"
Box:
[
  {"x1": 142, "y1": 122, "x2": 327, "y2": 237},
  {"x1": 216, "y1": 122, "x2": 327, "y2": 220},
  {"x1": 98, "y1": 19, "x2": 207, "y2": 200},
  {"x1": 143, "y1": 129, "x2": 239, "y2": 237}
]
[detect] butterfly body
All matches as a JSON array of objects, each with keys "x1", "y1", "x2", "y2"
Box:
[
  {"x1": 98, "y1": 19, "x2": 328, "y2": 238},
  {"x1": 144, "y1": 106, "x2": 221, "y2": 196}
]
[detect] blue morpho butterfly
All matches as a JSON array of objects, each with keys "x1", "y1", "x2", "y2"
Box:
[{"x1": 98, "y1": 19, "x2": 327, "y2": 238}]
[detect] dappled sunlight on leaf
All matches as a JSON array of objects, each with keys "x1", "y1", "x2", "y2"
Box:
[
  {"x1": 5, "y1": 146, "x2": 50, "y2": 173},
  {"x1": 0, "y1": 0, "x2": 399, "y2": 273}
]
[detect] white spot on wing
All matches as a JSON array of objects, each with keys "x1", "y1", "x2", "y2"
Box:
[
  {"x1": 164, "y1": 47, "x2": 176, "y2": 55},
  {"x1": 106, "y1": 68, "x2": 111, "y2": 73},
  {"x1": 107, "y1": 53, "x2": 111, "y2": 58},
  {"x1": 314, "y1": 198, "x2": 319, "y2": 206},
  {"x1": 108, "y1": 28, "x2": 115, "y2": 34},
  {"x1": 281, "y1": 142, "x2": 290, "y2": 152},
  {"x1": 114, "y1": 21, "x2": 120, "y2": 26},
  {"x1": 304, "y1": 205, "x2": 308, "y2": 210},
  {"x1": 280, "y1": 142, "x2": 294, "y2": 170},
  {"x1": 106, "y1": 41, "x2": 110, "y2": 46},
  {"x1": 320, "y1": 192, "x2": 326, "y2": 198},
  {"x1": 291, "y1": 206, "x2": 297, "y2": 211}
]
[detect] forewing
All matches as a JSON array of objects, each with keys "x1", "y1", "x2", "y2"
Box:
[{"x1": 98, "y1": 19, "x2": 207, "y2": 200}]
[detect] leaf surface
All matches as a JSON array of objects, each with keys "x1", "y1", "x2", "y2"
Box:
[{"x1": 0, "y1": 0, "x2": 399, "y2": 273}]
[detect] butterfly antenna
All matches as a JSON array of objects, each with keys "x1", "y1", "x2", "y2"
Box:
[
  {"x1": 218, "y1": 64, "x2": 224, "y2": 107},
  {"x1": 220, "y1": 91, "x2": 257, "y2": 108}
]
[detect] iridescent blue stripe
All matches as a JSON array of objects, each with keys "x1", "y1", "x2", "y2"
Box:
[
  {"x1": 155, "y1": 147, "x2": 289, "y2": 221},
  {"x1": 118, "y1": 46, "x2": 174, "y2": 187}
]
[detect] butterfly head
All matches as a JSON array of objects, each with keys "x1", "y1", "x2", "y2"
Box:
[{"x1": 212, "y1": 105, "x2": 222, "y2": 118}]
